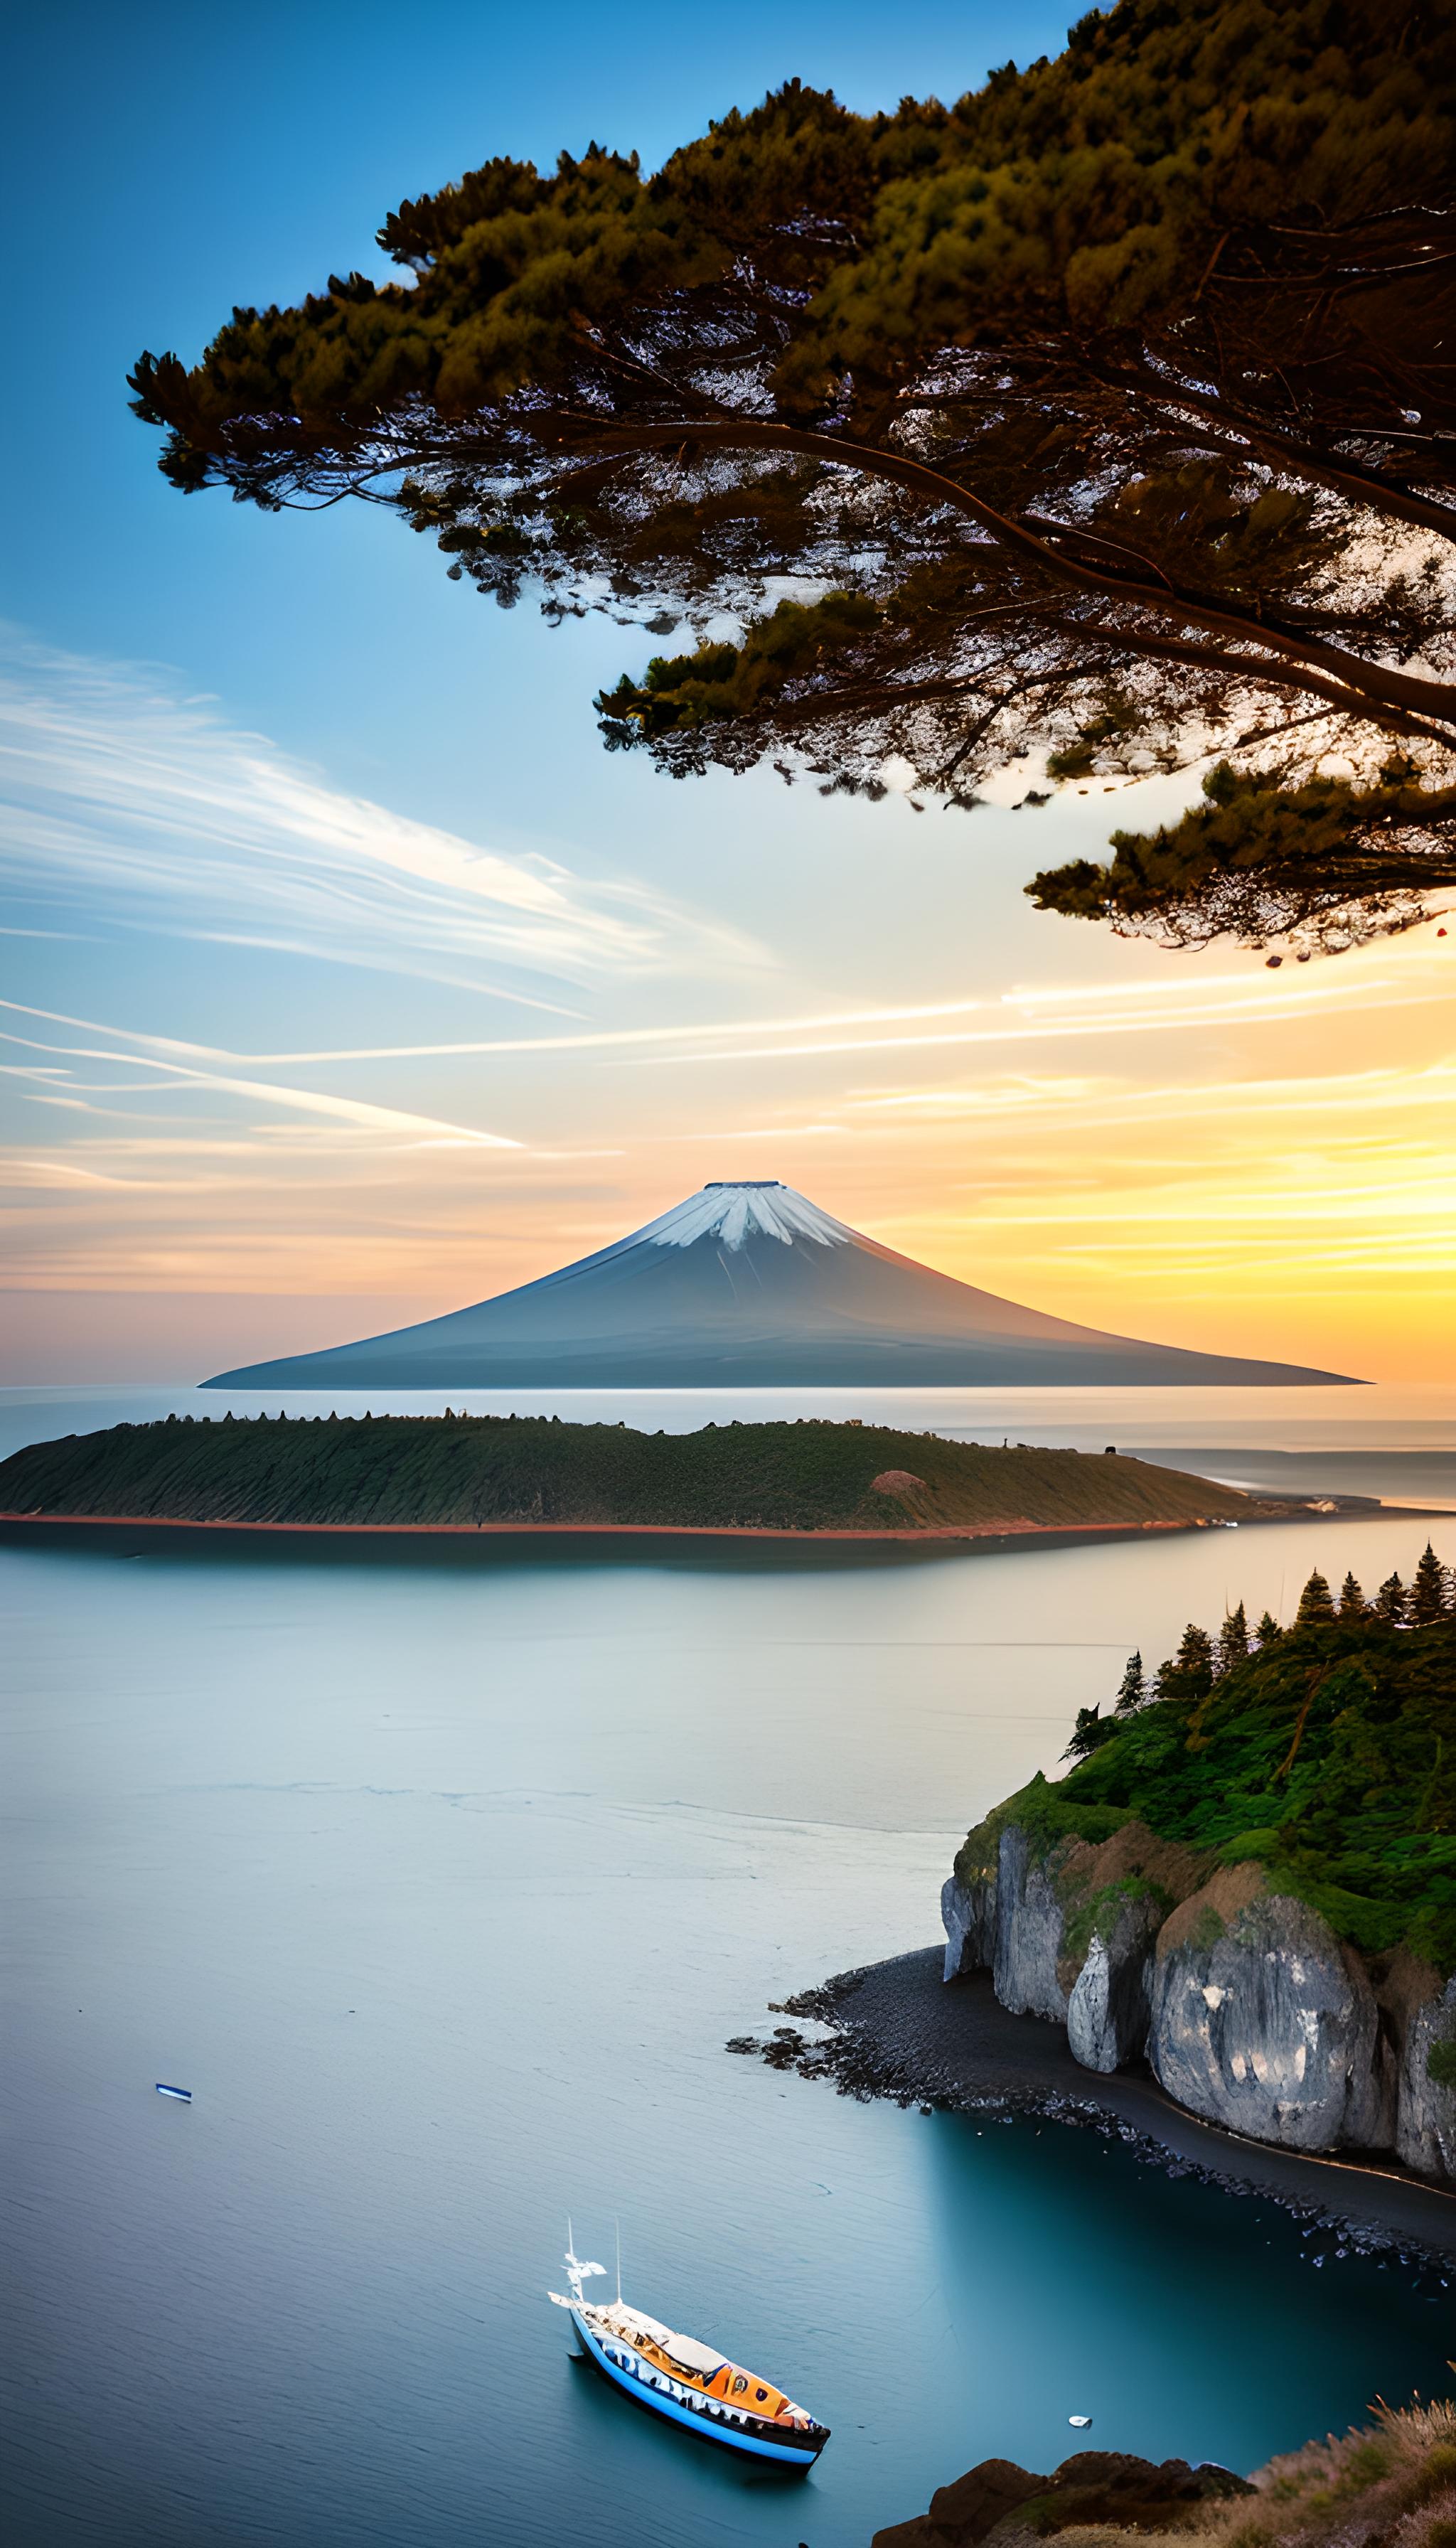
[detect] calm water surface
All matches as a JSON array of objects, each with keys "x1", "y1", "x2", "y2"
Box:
[{"x1": 4, "y1": 1386, "x2": 1454, "y2": 2546}]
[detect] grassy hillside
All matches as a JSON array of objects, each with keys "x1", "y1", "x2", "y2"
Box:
[
  {"x1": 0, "y1": 1411, "x2": 1257, "y2": 1535},
  {"x1": 956, "y1": 1593, "x2": 1456, "y2": 1969}
]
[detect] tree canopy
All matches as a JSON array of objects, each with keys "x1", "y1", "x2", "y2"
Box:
[
  {"x1": 130, "y1": 0, "x2": 1456, "y2": 951},
  {"x1": 960, "y1": 1592, "x2": 1456, "y2": 1966}
]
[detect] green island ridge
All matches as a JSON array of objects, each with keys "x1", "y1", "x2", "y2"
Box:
[{"x1": 0, "y1": 1412, "x2": 1261, "y2": 1536}]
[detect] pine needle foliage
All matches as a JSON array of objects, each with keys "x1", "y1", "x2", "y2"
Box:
[
  {"x1": 127, "y1": 2, "x2": 1456, "y2": 953},
  {"x1": 1413, "y1": 1541, "x2": 1455, "y2": 1625},
  {"x1": 1115, "y1": 1649, "x2": 1147, "y2": 1712},
  {"x1": 1295, "y1": 1566, "x2": 1338, "y2": 1624}
]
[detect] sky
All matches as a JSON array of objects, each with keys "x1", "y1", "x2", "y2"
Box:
[{"x1": 1, "y1": 1, "x2": 1451, "y2": 1386}]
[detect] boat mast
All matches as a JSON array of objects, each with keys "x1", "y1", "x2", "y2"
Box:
[
  {"x1": 615, "y1": 2215, "x2": 622, "y2": 2304},
  {"x1": 562, "y1": 2221, "x2": 606, "y2": 2309}
]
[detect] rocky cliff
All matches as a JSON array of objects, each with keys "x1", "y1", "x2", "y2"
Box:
[
  {"x1": 942, "y1": 1822, "x2": 1455, "y2": 2177},
  {"x1": 943, "y1": 1595, "x2": 1456, "y2": 2182}
]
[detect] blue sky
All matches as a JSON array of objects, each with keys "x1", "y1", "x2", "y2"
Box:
[
  {"x1": 3, "y1": 1, "x2": 1450, "y2": 1383},
  {"x1": 7, "y1": 0, "x2": 1075, "y2": 734}
]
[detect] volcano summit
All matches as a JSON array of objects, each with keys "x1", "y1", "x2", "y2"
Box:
[{"x1": 205, "y1": 1182, "x2": 1351, "y2": 1391}]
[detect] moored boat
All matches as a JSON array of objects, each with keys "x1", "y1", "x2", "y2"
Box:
[{"x1": 548, "y1": 2234, "x2": 830, "y2": 2467}]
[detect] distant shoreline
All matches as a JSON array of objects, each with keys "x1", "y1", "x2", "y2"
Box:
[
  {"x1": 0, "y1": 1506, "x2": 1441, "y2": 1551},
  {"x1": 0, "y1": 1509, "x2": 1208, "y2": 1547},
  {"x1": 6, "y1": 1415, "x2": 1440, "y2": 1551}
]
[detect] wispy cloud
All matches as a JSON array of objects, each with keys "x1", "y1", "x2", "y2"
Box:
[
  {"x1": 0, "y1": 1032, "x2": 520, "y2": 1150},
  {"x1": 626, "y1": 964, "x2": 1445, "y2": 1066},
  {"x1": 0, "y1": 990, "x2": 986, "y2": 1066},
  {"x1": 5, "y1": 953, "x2": 1444, "y2": 1078},
  {"x1": 0, "y1": 628, "x2": 762, "y2": 999},
  {"x1": 847, "y1": 1056, "x2": 1456, "y2": 1125}
]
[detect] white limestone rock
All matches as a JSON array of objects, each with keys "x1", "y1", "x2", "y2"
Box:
[
  {"x1": 1147, "y1": 1885, "x2": 1383, "y2": 2151},
  {"x1": 1066, "y1": 1892, "x2": 1164, "y2": 2074},
  {"x1": 994, "y1": 1826, "x2": 1070, "y2": 2022},
  {"x1": 941, "y1": 1870, "x2": 997, "y2": 1981},
  {"x1": 1395, "y1": 1972, "x2": 1456, "y2": 2181}
]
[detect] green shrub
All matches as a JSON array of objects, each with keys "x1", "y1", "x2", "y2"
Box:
[{"x1": 1061, "y1": 1878, "x2": 1173, "y2": 1966}]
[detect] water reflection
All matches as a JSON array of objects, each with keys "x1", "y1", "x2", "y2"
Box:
[{"x1": 3, "y1": 1393, "x2": 1454, "y2": 2547}]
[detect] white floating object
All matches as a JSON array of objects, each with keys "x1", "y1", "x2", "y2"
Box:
[
  {"x1": 155, "y1": 2082, "x2": 192, "y2": 2102},
  {"x1": 1069, "y1": 2415, "x2": 1093, "y2": 2429}
]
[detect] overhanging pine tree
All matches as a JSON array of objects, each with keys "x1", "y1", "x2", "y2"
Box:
[{"x1": 129, "y1": 1, "x2": 1456, "y2": 953}]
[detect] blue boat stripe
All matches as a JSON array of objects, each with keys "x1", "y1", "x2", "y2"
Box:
[{"x1": 576, "y1": 2319, "x2": 817, "y2": 2463}]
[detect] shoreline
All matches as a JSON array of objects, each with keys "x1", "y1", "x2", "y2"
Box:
[
  {"x1": 750, "y1": 1948, "x2": 1456, "y2": 2264},
  {"x1": 1, "y1": 1505, "x2": 1435, "y2": 1548},
  {"x1": 0, "y1": 1510, "x2": 1241, "y2": 1548}
]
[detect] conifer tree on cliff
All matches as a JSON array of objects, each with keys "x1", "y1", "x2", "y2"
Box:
[
  {"x1": 1295, "y1": 1568, "x2": 1337, "y2": 1624},
  {"x1": 1216, "y1": 1601, "x2": 1250, "y2": 1676},
  {"x1": 1156, "y1": 1622, "x2": 1216, "y2": 1699},
  {"x1": 1114, "y1": 1649, "x2": 1145, "y2": 1713},
  {"x1": 1255, "y1": 1607, "x2": 1283, "y2": 1648},
  {"x1": 1064, "y1": 1703, "x2": 1118, "y2": 1760},
  {"x1": 1339, "y1": 1569, "x2": 1367, "y2": 1619},
  {"x1": 1375, "y1": 1570, "x2": 1409, "y2": 1624},
  {"x1": 129, "y1": 3, "x2": 1456, "y2": 956},
  {"x1": 1410, "y1": 1542, "x2": 1452, "y2": 1624}
]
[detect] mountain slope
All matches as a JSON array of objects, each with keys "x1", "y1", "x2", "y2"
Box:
[{"x1": 205, "y1": 1181, "x2": 1354, "y2": 1389}]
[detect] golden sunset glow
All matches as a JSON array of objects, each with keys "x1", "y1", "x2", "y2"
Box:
[{"x1": 4, "y1": 860, "x2": 1451, "y2": 1379}]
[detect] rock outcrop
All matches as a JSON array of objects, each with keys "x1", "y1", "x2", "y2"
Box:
[
  {"x1": 946, "y1": 1820, "x2": 1203, "y2": 2065},
  {"x1": 941, "y1": 1819, "x2": 1447, "y2": 2173},
  {"x1": 1066, "y1": 1889, "x2": 1164, "y2": 2074},
  {"x1": 992, "y1": 1827, "x2": 1071, "y2": 2020},
  {"x1": 873, "y1": 2449, "x2": 1253, "y2": 2548},
  {"x1": 1388, "y1": 1961, "x2": 1456, "y2": 2181},
  {"x1": 1147, "y1": 1879, "x2": 1390, "y2": 2151},
  {"x1": 941, "y1": 1871, "x2": 997, "y2": 1981}
]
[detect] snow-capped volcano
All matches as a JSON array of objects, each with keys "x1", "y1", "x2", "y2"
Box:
[
  {"x1": 205, "y1": 1179, "x2": 1352, "y2": 1390},
  {"x1": 638, "y1": 1181, "x2": 852, "y2": 1252}
]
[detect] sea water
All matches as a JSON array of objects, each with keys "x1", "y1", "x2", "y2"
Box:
[{"x1": 3, "y1": 1385, "x2": 1454, "y2": 2546}]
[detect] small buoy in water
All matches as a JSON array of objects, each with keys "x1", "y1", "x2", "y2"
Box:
[
  {"x1": 155, "y1": 2083, "x2": 191, "y2": 2102},
  {"x1": 1069, "y1": 2415, "x2": 1093, "y2": 2429}
]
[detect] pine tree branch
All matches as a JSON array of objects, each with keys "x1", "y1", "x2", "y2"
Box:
[{"x1": 527, "y1": 410, "x2": 1456, "y2": 735}]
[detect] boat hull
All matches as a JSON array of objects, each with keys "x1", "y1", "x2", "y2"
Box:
[{"x1": 571, "y1": 2310, "x2": 828, "y2": 2466}]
